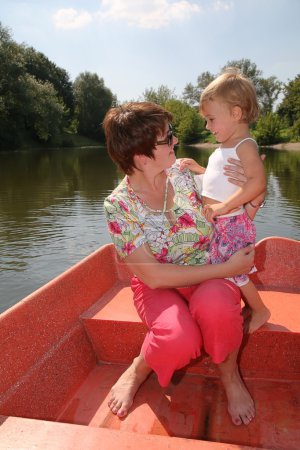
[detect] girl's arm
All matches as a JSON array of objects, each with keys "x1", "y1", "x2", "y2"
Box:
[
  {"x1": 178, "y1": 158, "x2": 206, "y2": 174},
  {"x1": 244, "y1": 193, "x2": 266, "y2": 220},
  {"x1": 124, "y1": 243, "x2": 255, "y2": 289},
  {"x1": 204, "y1": 141, "x2": 266, "y2": 221},
  {"x1": 224, "y1": 155, "x2": 266, "y2": 220}
]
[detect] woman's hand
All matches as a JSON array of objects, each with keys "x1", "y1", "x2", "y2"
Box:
[
  {"x1": 225, "y1": 245, "x2": 255, "y2": 277},
  {"x1": 224, "y1": 154, "x2": 266, "y2": 187}
]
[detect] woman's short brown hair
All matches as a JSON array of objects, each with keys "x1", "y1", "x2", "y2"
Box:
[
  {"x1": 199, "y1": 68, "x2": 259, "y2": 123},
  {"x1": 102, "y1": 102, "x2": 173, "y2": 174}
]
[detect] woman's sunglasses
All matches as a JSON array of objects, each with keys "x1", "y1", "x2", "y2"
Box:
[{"x1": 156, "y1": 124, "x2": 173, "y2": 147}]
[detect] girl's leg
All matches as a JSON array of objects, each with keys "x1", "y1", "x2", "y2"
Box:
[
  {"x1": 240, "y1": 280, "x2": 271, "y2": 333},
  {"x1": 108, "y1": 278, "x2": 202, "y2": 417},
  {"x1": 186, "y1": 279, "x2": 255, "y2": 425}
]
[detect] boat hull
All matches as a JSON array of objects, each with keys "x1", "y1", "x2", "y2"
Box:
[{"x1": 0, "y1": 237, "x2": 299, "y2": 449}]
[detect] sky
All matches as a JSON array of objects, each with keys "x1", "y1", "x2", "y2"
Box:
[{"x1": 1, "y1": 0, "x2": 300, "y2": 103}]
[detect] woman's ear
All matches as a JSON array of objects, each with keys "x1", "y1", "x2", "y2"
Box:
[{"x1": 134, "y1": 153, "x2": 148, "y2": 169}]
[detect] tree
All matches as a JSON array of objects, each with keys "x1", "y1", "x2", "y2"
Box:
[
  {"x1": 24, "y1": 74, "x2": 65, "y2": 142},
  {"x1": 73, "y1": 72, "x2": 114, "y2": 140},
  {"x1": 23, "y1": 47, "x2": 75, "y2": 119},
  {"x1": 254, "y1": 113, "x2": 282, "y2": 145},
  {"x1": 164, "y1": 99, "x2": 205, "y2": 144},
  {"x1": 0, "y1": 23, "x2": 68, "y2": 148},
  {"x1": 277, "y1": 75, "x2": 300, "y2": 126},
  {"x1": 141, "y1": 85, "x2": 176, "y2": 105},
  {"x1": 182, "y1": 71, "x2": 215, "y2": 107},
  {"x1": 258, "y1": 76, "x2": 282, "y2": 115},
  {"x1": 0, "y1": 23, "x2": 27, "y2": 148}
]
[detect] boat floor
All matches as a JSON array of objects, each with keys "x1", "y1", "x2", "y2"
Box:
[{"x1": 56, "y1": 362, "x2": 300, "y2": 450}]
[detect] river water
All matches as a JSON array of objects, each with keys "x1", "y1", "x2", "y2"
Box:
[{"x1": 0, "y1": 145, "x2": 299, "y2": 313}]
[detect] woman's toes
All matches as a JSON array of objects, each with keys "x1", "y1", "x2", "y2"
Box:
[
  {"x1": 117, "y1": 406, "x2": 128, "y2": 417},
  {"x1": 109, "y1": 399, "x2": 121, "y2": 414},
  {"x1": 232, "y1": 415, "x2": 243, "y2": 426}
]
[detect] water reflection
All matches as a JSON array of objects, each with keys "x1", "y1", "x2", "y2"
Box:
[{"x1": 0, "y1": 146, "x2": 299, "y2": 313}]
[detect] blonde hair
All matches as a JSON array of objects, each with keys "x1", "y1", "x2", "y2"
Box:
[{"x1": 199, "y1": 68, "x2": 259, "y2": 123}]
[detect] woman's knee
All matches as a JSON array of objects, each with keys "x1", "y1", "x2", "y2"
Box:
[
  {"x1": 145, "y1": 312, "x2": 202, "y2": 369},
  {"x1": 189, "y1": 279, "x2": 241, "y2": 324}
]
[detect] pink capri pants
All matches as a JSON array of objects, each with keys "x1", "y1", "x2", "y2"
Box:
[{"x1": 131, "y1": 277, "x2": 243, "y2": 387}]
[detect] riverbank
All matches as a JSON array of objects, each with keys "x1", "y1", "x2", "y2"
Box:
[{"x1": 190, "y1": 142, "x2": 300, "y2": 151}]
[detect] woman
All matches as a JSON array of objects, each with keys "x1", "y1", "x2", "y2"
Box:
[{"x1": 103, "y1": 102, "x2": 259, "y2": 426}]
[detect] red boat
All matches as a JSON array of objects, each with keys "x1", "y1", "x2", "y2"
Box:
[{"x1": 0, "y1": 237, "x2": 299, "y2": 450}]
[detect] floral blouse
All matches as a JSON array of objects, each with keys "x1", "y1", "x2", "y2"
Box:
[{"x1": 104, "y1": 160, "x2": 213, "y2": 266}]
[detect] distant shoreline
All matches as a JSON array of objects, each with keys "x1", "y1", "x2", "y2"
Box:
[{"x1": 189, "y1": 142, "x2": 300, "y2": 151}]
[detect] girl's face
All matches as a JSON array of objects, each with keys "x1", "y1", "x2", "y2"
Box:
[
  {"x1": 153, "y1": 123, "x2": 178, "y2": 168},
  {"x1": 201, "y1": 99, "x2": 240, "y2": 145}
]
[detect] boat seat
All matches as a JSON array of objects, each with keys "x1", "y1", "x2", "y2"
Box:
[{"x1": 81, "y1": 237, "x2": 300, "y2": 380}]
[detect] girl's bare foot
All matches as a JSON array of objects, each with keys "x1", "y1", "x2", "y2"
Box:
[
  {"x1": 221, "y1": 367, "x2": 255, "y2": 426},
  {"x1": 108, "y1": 355, "x2": 152, "y2": 418},
  {"x1": 245, "y1": 307, "x2": 271, "y2": 334}
]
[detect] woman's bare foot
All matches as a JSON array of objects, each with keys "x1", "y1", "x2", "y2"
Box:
[
  {"x1": 244, "y1": 307, "x2": 271, "y2": 334},
  {"x1": 221, "y1": 367, "x2": 255, "y2": 426},
  {"x1": 108, "y1": 355, "x2": 152, "y2": 418}
]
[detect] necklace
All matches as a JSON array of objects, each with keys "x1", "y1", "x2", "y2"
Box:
[
  {"x1": 127, "y1": 175, "x2": 172, "y2": 218},
  {"x1": 161, "y1": 176, "x2": 169, "y2": 220}
]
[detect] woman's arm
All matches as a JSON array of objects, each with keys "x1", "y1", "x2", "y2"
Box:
[
  {"x1": 124, "y1": 243, "x2": 255, "y2": 289},
  {"x1": 224, "y1": 154, "x2": 266, "y2": 187}
]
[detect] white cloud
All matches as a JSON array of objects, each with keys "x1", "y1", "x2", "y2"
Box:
[
  {"x1": 52, "y1": 0, "x2": 233, "y2": 31},
  {"x1": 212, "y1": 0, "x2": 234, "y2": 12},
  {"x1": 96, "y1": 0, "x2": 201, "y2": 29},
  {"x1": 53, "y1": 8, "x2": 93, "y2": 30}
]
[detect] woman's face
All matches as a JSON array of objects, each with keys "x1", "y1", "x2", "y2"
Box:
[{"x1": 153, "y1": 123, "x2": 178, "y2": 168}]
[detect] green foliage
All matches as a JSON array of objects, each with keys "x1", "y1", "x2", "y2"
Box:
[
  {"x1": 277, "y1": 75, "x2": 300, "y2": 127},
  {"x1": 182, "y1": 72, "x2": 214, "y2": 106},
  {"x1": 24, "y1": 74, "x2": 65, "y2": 141},
  {"x1": 73, "y1": 72, "x2": 114, "y2": 141},
  {"x1": 254, "y1": 113, "x2": 282, "y2": 145},
  {"x1": 23, "y1": 46, "x2": 75, "y2": 118},
  {"x1": 258, "y1": 76, "x2": 282, "y2": 115},
  {"x1": 0, "y1": 23, "x2": 70, "y2": 149},
  {"x1": 0, "y1": 22, "x2": 117, "y2": 149},
  {"x1": 141, "y1": 85, "x2": 176, "y2": 105},
  {"x1": 0, "y1": 24, "x2": 25, "y2": 148},
  {"x1": 291, "y1": 117, "x2": 300, "y2": 141},
  {"x1": 163, "y1": 99, "x2": 205, "y2": 144}
]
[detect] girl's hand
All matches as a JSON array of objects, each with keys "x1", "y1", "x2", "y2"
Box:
[
  {"x1": 203, "y1": 202, "x2": 229, "y2": 222},
  {"x1": 179, "y1": 158, "x2": 206, "y2": 174},
  {"x1": 225, "y1": 245, "x2": 255, "y2": 276}
]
